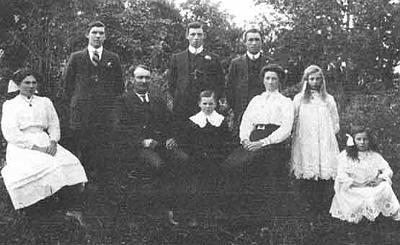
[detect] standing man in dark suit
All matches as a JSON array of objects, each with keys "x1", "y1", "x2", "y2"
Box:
[
  {"x1": 168, "y1": 22, "x2": 225, "y2": 122},
  {"x1": 63, "y1": 21, "x2": 123, "y2": 178},
  {"x1": 226, "y1": 27, "x2": 269, "y2": 128}
]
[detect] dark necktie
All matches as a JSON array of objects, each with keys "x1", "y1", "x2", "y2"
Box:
[
  {"x1": 139, "y1": 94, "x2": 148, "y2": 103},
  {"x1": 92, "y1": 51, "x2": 99, "y2": 66}
]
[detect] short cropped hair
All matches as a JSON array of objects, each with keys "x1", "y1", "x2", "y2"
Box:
[
  {"x1": 86, "y1": 21, "x2": 105, "y2": 34},
  {"x1": 243, "y1": 28, "x2": 263, "y2": 42},
  {"x1": 198, "y1": 90, "x2": 217, "y2": 102},
  {"x1": 186, "y1": 21, "x2": 204, "y2": 36}
]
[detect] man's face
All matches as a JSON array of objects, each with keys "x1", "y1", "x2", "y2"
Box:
[
  {"x1": 245, "y1": 32, "x2": 262, "y2": 54},
  {"x1": 186, "y1": 27, "x2": 205, "y2": 48},
  {"x1": 132, "y1": 68, "x2": 151, "y2": 94},
  {"x1": 86, "y1": 26, "x2": 105, "y2": 48}
]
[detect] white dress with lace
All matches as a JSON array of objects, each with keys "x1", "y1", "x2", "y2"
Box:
[
  {"x1": 329, "y1": 151, "x2": 400, "y2": 223},
  {"x1": 1, "y1": 95, "x2": 88, "y2": 210},
  {"x1": 290, "y1": 92, "x2": 340, "y2": 180}
]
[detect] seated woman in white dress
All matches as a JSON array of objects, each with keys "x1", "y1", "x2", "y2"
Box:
[
  {"x1": 330, "y1": 126, "x2": 400, "y2": 223},
  {"x1": 1, "y1": 68, "x2": 88, "y2": 215}
]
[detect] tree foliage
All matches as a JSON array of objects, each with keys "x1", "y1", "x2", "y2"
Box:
[{"x1": 255, "y1": 0, "x2": 400, "y2": 90}]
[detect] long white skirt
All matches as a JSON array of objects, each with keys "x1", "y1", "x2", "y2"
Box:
[
  {"x1": 330, "y1": 181, "x2": 400, "y2": 223},
  {"x1": 1, "y1": 130, "x2": 87, "y2": 210}
]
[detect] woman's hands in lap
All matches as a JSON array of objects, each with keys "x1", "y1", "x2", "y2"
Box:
[{"x1": 242, "y1": 140, "x2": 264, "y2": 152}]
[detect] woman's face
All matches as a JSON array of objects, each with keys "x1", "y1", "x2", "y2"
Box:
[
  {"x1": 199, "y1": 96, "x2": 216, "y2": 115},
  {"x1": 307, "y1": 71, "x2": 323, "y2": 90},
  {"x1": 263, "y1": 71, "x2": 279, "y2": 92},
  {"x1": 354, "y1": 132, "x2": 369, "y2": 152},
  {"x1": 19, "y1": 75, "x2": 37, "y2": 97}
]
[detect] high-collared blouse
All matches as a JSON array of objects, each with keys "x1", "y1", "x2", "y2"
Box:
[
  {"x1": 239, "y1": 91, "x2": 294, "y2": 146},
  {"x1": 1, "y1": 94, "x2": 60, "y2": 149}
]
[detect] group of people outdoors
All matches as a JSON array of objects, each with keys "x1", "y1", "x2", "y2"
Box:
[{"x1": 1, "y1": 20, "x2": 400, "y2": 227}]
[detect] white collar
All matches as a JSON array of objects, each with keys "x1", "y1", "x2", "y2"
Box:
[
  {"x1": 88, "y1": 45, "x2": 103, "y2": 58},
  {"x1": 189, "y1": 111, "x2": 224, "y2": 128},
  {"x1": 188, "y1": 45, "x2": 204, "y2": 55},
  {"x1": 261, "y1": 90, "x2": 279, "y2": 99},
  {"x1": 246, "y1": 51, "x2": 261, "y2": 60},
  {"x1": 19, "y1": 94, "x2": 35, "y2": 105},
  {"x1": 135, "y1": 92, "x2": 149, "y2": 103}
]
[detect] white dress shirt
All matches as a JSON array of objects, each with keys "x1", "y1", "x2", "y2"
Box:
[
  {"x1": 239, "y1": 91, "x2": 294, "y2": 146},
  {"x1": 135, "y1": 92, "x2": 149, "y2": 103},
  {"x1": 88, "y1": 45, "x2": 103, "y2": 61},
  {"x1": 246, "y1": 51, "x2": 261, "y2": 61},
  {"x1": 188, "y1": 45, "x2": 204, "y2": 55}
]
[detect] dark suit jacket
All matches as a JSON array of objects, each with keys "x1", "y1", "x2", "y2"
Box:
[
  {"x1": 112, "y1": 91, "x2": 176, "y2": 150},
  {"x1": 226, "y1": 54, "x2": 268, "y2": 123},
  {"x1": 63, "y1": 48, "x2": 123, "y2": 130},
  {"x1": 168, "y1": 49, "x2": 224, "y2": 121}
]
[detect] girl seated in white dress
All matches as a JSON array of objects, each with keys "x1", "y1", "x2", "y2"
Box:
[
  {"x1": 330, "y1": 126, "x2": 400, "y2": 223},
  {"x1": 1, "y1": 68, "x2": 87, "y2": 220}
]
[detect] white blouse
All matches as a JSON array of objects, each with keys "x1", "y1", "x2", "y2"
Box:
[
  {"x1": 1, "y1": 95, "x2": 60, "y2": 149},
  {"x1": 239, "y1": 91, "x2": 294, "y2": 145}
]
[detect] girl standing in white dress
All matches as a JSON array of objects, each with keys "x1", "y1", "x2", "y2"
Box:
[
  {"x1": 290, "y1": 65, "x2": 340, "y2": 213},
  {"x1": 330, "y1": 127, "x2": 400, "y2": 223},
  {"x1": 1, "y1": 68, "x2": 87, "y2": 220}
]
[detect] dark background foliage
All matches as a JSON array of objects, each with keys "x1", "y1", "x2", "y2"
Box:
[{"x1": 2, "y1": 0, "x2": 400, "y2": 244}]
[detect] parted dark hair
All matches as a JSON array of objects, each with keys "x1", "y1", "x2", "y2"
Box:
[
  {"x1": 86, "y1": 21, "x2": 105, "y2": 33},
  {"x1": 346, "y1": 126, "x2": 378, "y2": 161},
  {"x1": 242, "y1": 28, "x2": 263, "y2": 42},
  {"x1": 13, "y1": 68, "x2": 41, "y2": 85},
  {"x1": 259, "y1": 64, "x2": 286, "y2": 84},
  {"x1": 198, "y1": 90, "x2": 217, "y2": 102},
  {"x1": 186, "y1": 21, "x2": 204, "y2": 35}
]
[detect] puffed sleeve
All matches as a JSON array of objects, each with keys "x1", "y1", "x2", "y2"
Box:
[
  {"x1": 45, "y1": 98, "x2": 60, "y2": 142},
  {"x1": 334, "y1": 152, "x2": 354, "y2": 191},
  {"x1": 260, "y1": 97, "x2": 294, "y2": 145},
  {"x1": 239, "y1": 97, "x2": 256, "y2": 142},
  {"x1": 375, "y1": 153, "x2": 393, "y2": 185},
  {"x1": 328, "y1": 95, "x2": 340, "y2": 134},
  {"x1": 1, "y1": 100, "x2": 34, "y2": 149}
]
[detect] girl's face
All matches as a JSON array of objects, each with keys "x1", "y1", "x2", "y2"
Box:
[
  {"x1": 354, "y1": 132, "x2": 369, "y2": 152},
  {"x1": 19, "y1": 75, "x2": 37, "y2": 97},
  {"x1": 307, "y1": 71, "x2": 323, "y2": 90},
  {"x1": 199, "y1": 96, "x2": 216, "y2": 115},
  {"x1": 263, "y1": 71, "x2": 279, "y2": 92}
]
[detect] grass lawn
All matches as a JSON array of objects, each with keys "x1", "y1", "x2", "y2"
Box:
[{"x1": 1, "y1": 161, "x2": 400, "y2": 245}]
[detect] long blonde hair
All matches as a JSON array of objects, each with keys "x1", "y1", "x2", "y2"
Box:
[{"x1": 300, "y1": 65, "x2": 327, "y2": 103}]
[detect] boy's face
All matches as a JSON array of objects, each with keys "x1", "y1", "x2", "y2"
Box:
[
  {"x1": 199, "y1": 96, "x2": 216, "y2": 115},
  {"x1": 308, "y1": 72, "x2": 323, "y2": 90},
  {"x1": 354, "y1": 132, "x2": 369, "y2": 152},
  {"x1": 86, "y1": 26, "x2": 105, "y2": 48}
]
